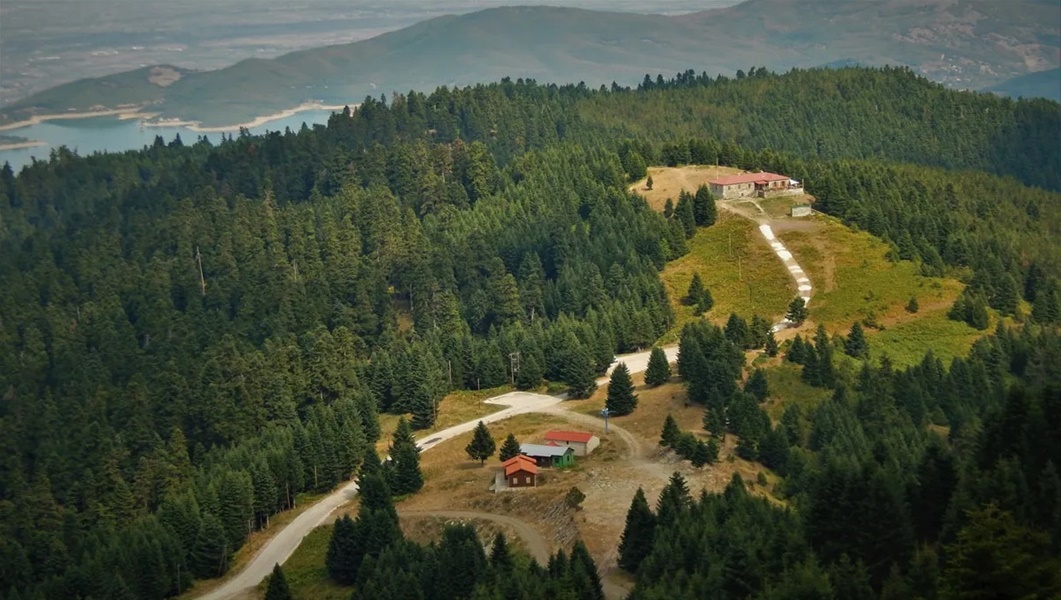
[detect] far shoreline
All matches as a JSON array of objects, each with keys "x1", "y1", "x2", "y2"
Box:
[
  {"x1": 0, "y1": 101, "x2": 357, "y2": 135},
  {"x1": 0, "y1": 140, "x2": 48, "y2": 151}
]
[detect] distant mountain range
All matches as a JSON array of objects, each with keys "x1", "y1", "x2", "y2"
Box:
[{"x1": 4, "y1": 0, "x2": 1058, "y2": 127}]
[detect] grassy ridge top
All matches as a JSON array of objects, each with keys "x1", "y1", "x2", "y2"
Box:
[{"x1": 5, "y1": 0, "x2": 1058, "y2": 126}]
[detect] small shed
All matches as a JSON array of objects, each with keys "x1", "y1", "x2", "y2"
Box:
[
  {"x1": 502, "y1": 455, "x2": 538, "y2": 488},
  {"x1": 543, "y1": 431, "x2": 600, "y2": 456},
  {"x1": 520, "y1": 443, "x2": 575, "y2": 468}
]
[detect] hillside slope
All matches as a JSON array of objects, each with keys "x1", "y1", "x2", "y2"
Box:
[{"x1": 5, "y1": 0, "x2": 1058, "y2": 126}]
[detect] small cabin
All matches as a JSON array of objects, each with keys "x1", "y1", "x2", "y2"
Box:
[
  {"x1": 502, "y1": 455, "x2": 538, "y2": 488},
  {"x1": 543, "y1": 430, "x2": 600, "y2": 456},
  {"x1": 520, "y1": 443, "x2": 575, "y2": 468}
]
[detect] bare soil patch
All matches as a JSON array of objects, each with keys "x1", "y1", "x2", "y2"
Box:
[{"x1": 629, "y1": 165, "x2": 741, "y2": 211}]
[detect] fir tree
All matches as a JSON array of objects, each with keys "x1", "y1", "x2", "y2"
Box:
[
  {"x1": 693, "y1": 184, "x2": 717, "y2": 227},
  {"x1": 568, "y1": 540, "x2": 605, "y2": 600},
  {"x1": 618, "y1": 488, "x2": 656, "y2": 573},
  {"x1": 489, "y1": 532, "x2": 514, "y2": 572},
  {"x1": 606, "y1": 362, "x2": 638, "y2": 416},
  {"x1": 646, "y1": 175, "x2": 654, "y2": 190},
  {"x1": 786, "y1": 296, "x2": 809, "y2": 324},
  {"x1": 745, "y1": 368, "x2": 769, "y2": 401},
  {"x1": 465, "y1": 421, "x2": 496, "y2": 464},
  {"x1": 663, "y1": 197, "x2": 674, "y2": 219},
  {"x1": 787, "y1": 334, "x2": 807, "y2": 363},
  {"x1": 498, "y1": 433, "x2": 521, "y2": 462},
  {"x1": 765, "y1": 330, "x2": 780, "y2": 357},
  {"x1": 696, "y1": 287, "x2": 715, "y2": 314},
  {"x1": 326, "y1": 515, "x2": 359, "y2": 584},
  {"x1": 388, "y1": 418, "x2": 423, "y2": 495},
  {"x1": 845, "y1": 322, "x2": 869, "y2": 359},
  {"x1": 644, "y1": 347, "x2": 671, "y2": 387},
  {"x1": 703, "y1": 405, "x2": 725, "y2": 439},
  {"x1": 675, "y1": 191, "x2": 697, "y2": 238},
  {"x1": 691, "y1": 440, "x2": 715, "y2": 468},
  {"x1": 906, "y1": 296, "x2": 920, "y2": 313},
  {"x1": 264, "y1": 564, "x2": 292, "y2": 600},
  {"x1": 687, "y1": 273, "x2": 705, "y2": 306},
  {"x1": 656, "y1": 472, "x2": 692, "y2": 527},
  {"x1": 659, "y1": 414, "x2": 681, "y2": 447},
  {"x1": 564, "y1": 345, "x2": 598, "y2": 399}
]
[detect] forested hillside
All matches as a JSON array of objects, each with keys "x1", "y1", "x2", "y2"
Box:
[{"x1": 0, "y1": 66, "x2": 1059, "y2": 599}]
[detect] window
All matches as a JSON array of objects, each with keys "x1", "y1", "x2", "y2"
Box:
[{"x1": 524, "y1": 476, "x2": 530, "y2": 484}]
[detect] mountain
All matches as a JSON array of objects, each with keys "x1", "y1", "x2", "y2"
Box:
[
  {"x1": 988, "y1": 68, "x2": 1061, "y2": 102},
  {"x1": 4, "y1": 0, "x2": 1058, "y2": 127}
]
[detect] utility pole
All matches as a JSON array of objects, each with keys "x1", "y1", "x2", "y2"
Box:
[
  {"x1": 601, "y1": 407, "x2": 610, "y2": 433},
  {"x1": 195, "y1": 245, "x2": 207, "y2": 296},
  {"x1": 509, "y1": 351, "x2": 520, "y2": 386}
]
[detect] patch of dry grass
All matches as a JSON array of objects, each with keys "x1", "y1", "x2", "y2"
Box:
[
  {"x1": 628, "y1": 165, "x2": 742, "y2": 211},
  {"x1": 376, "y1": 385, "x2": 511, "y2": 452}
]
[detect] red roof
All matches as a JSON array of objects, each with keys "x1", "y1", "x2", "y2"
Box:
[
  {"x1": 544, "y1": 430, "x2": 596, "y2": 444},
  {"x1": 709, "y1": 172, "x2": 789, "y2": 186},
  {"x1": 502, "y1": 455, "x2": 538, "y2": 476}
]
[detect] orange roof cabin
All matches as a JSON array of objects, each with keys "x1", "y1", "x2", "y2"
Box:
[
  {"x1": 502, "y1": 455, "x2": 538, "y2": 488},
  {"x1": 708, "y1": 171, "x2": 802, "y2": 199},
  {"x1": 543, "y1": 430, "x2": 600, "y2": 456}
]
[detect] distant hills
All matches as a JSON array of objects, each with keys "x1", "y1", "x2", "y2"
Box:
[
  {"x1": 988, "y1": 68, "x2": 1061, "y2": 103},
  {"x1": 4, "y1": 0, "x2": 1059, "y2": 127}
]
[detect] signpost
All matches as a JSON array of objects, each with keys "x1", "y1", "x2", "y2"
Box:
[{"x1": 601, "y1": 407, "x2": 610, "y2": 433}]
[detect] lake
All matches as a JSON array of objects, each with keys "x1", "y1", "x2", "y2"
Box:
[{"x1": 0, "y1": 109, "x2": 339, "y2": 172}]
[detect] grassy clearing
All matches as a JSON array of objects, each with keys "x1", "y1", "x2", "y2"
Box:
[
  {"x1": 777, "y1": 215, "x2": 965, "y2": 328},
  {"x1": 629, "y1": 165, "x2": 741, "y2": 211},
  {"x1": 762, "y1": 362, "x2": 831, "y2": 420},
  {"x1": 264, "y1": 525, "x2": 346, "y2": 600},
  {"x1": 869, "y1": 310, "x2": 983, "y2": 368},
  {"x1": 660, "y1": 212, "x2": 793, "y2": 342}
]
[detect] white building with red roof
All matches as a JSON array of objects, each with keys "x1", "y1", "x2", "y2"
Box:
[
  {"x1": 543, "y1": 430, "x2": 600, "y2": 456},
  {"x1": 708, "y1": 171, "x2": 802, "y2": 199}
]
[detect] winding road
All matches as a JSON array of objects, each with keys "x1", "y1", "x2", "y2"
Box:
[
  {"x1": 197, "y1": 346, "x2": 672, "y2": 600},
  {"x1": 198, "y1": 199, "x2": 811, "y2": 600}
]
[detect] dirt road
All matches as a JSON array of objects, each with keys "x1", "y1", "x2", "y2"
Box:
[{"x1": 197, "y1": 346, "x2": 666, "y2": 600}]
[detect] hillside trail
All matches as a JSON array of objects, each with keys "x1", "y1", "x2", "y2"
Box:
[
  {"x1": 196, "y1": 200, "x2": 811, "y2": 600},
  {"x1": 196, "y1": 346, "x2": 664, "y2": 600},
  {"x1": 716, "y1": 199, "x2": 814, "y2": 330}
]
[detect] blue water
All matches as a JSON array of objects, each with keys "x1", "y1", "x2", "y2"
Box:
[{"x1": 0, "y1": 109, "x2": 338, "y2": 172}]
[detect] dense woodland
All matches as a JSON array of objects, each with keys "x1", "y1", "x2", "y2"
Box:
[
  {"x1": 619, "y1": 320, "x2": 1061, "y2": 598},
  {"x1": 0, "y1": 66, "x2": 1059, "y2": 599}
]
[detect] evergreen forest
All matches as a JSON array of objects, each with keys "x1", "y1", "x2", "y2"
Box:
[{"x1": 0, "y1": 66, "x2": 1058, "y2": 599}]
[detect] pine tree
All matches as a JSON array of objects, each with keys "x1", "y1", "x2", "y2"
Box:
[
  {"x1": 498, "y1": 433, "x2": 521, "y2": 462},
  {"x1": 745, "y1": 368, "x2": 769, "y2": 401},
  {"x1": 465, "y1": 421, "x2": 496, "y2": 464},
  {"x1": 646, "y1": 175, "x2": 654, "y2": 190},
  {"x1": 659, "y1": 414, "x2": 681, "y2": 447},
  {"x1": 564, "y1": 345, "x2": 598, "y2": 399},
  {"x1": 568, "y1": 540, "x2": 605, "y2": 600},
  {"x1": 693, "y1": 184, "x2": 717, "y2": 226},
  {"x1": 606, "y1": 363, "x2": 638, "y2": 416},
  {"x1": 765, "y1": 330, "x2": 779, "y2": 357},
  {"x1": 676, "y1": 192, "x2": 696, "y2": 238},
  {"x1": 663, "y1": 198, "x2": 674, "y2": 219},
  {"x1": 264, "y1": 564, "x2": 293, "y2": 600},
  {"x1": 703, "y1": 405, "x2": 725, "y2": 439},
  {"x1": 656, "y1": 472, "x2": 692, "y2": 527},
  {"x1": 906, "y1": 296, "x2": 920, "y2": 313},
  {"x1": 326, "y1": 515, "x2": 359, "y2": 584},
  {"x1": 845, "y1": 322, "x2": 869, "y2": 359},
  {"x1": 787, "y1": 334, "x2": 806, "y2": 363},
  {"x1": 489, "y1": 532, "x2": 514, "y2": 572},
  {"x1": 696, "y1": 287, "x2": 715, "y2": 315},
  {"x1": 618, "y1": 488, "x2": 656, "y2": 573},
  {"x1": 388, "y1": 418, "x2": 423, "y2": 495},
  {"x1": 725, "y1": 313, "x2": 751, "y2": 349},
  {"x1": 644, "y1": 347, "x2": 671, "y2": 387},
  {"x1": 786, "y1": 296, "x2": 809, "y2": 324},
  {"x1": 190, "y1": 512, "x2": 229, "y2": 579},
  {"x1": 687, "y1": 273, "x2": 705, "y2": 306}
]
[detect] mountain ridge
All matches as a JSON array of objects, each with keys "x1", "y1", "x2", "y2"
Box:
[{"x1": 4, "y1": 0, "x2": 1058, "y2": 127}]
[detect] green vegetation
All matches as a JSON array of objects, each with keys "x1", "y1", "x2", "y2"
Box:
[
  {"x1": 869, "y1": 311, "x2": 983, "y2": 368},
  {"x1": 498, "y1": 433, "x2": 521, "y2": 463},
  {"x1": 644, "y1": 347, "x2": 671, "y2": 387},
  {"x1": 605, "y1": 362, "x2": 638, "y2": 416},
  {"x1": 763, "y1": 363, "x2": 831, "y2": 420},
  {"x1": 1, "y1": 64, "x2": 1059, "y2": 600},
  {"x1": 662, "y1": 213, "x2": 793, "y2": 337},
  {"x1": 277, "y1": 525, "x2": 347, "y2": 600},
  {"x1": 465, "y1": 421, "x2": 496, "y2": 465}
]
